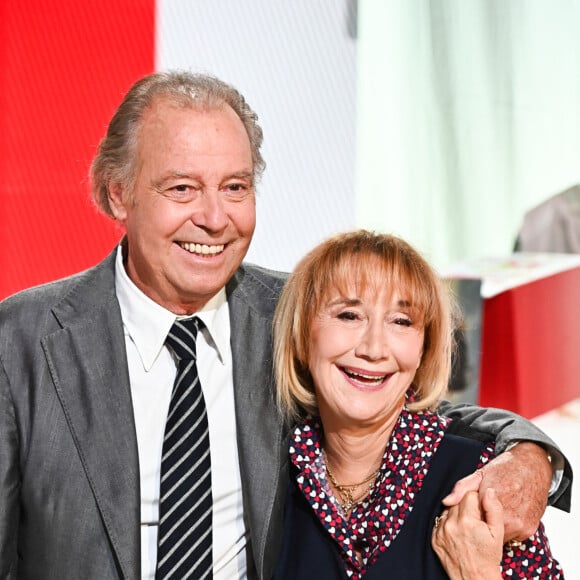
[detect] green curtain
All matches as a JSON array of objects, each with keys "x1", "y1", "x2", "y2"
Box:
[{"x1": 356, "y1": 0, "x2": 580, "y2": 270}]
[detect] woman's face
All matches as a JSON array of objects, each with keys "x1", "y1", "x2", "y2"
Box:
[{"x1": 308, "y1": 285, "x2": 424, "y2": 430}]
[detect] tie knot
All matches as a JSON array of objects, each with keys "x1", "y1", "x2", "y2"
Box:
[{"x1": 165, "y1": 317, "x2": 202, "y2": 361}]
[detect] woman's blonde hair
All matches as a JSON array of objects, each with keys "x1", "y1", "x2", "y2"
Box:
[{"x1": 273, "y1": 229, "x2": 456, "y2": 422}]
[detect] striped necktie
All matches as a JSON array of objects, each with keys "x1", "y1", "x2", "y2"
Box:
[{"x1": 156, "y1": 317, "x2": 213, "y2": 579}]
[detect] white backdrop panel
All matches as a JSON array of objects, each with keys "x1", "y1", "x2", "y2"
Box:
[{"x1": 157, "y1": 0, "x2": 357, "y2": 272}]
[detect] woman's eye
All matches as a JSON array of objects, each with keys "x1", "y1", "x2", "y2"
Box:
[
  {"x1": 337, "y1": 311, "x2": 358, "y2": 321},
  {"x1": 394, "y1": 317, "x2": 413, "y2": 327}
]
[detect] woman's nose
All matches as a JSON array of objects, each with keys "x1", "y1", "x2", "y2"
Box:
[{"x1": 355, "y1": 321, "x2": 388, "y2": 361}]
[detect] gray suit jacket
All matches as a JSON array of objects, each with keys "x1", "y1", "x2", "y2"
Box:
[
  {"x1": 0, "y1": 248, "x2": 572, "y2": 579},
  {"x1": 0, "y1": 249, "x2": 287, "y2": 579}
]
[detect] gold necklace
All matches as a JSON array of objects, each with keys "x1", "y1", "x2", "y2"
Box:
[{"x1": 324, "y1": 451, "x2": 380, "y2": 514}]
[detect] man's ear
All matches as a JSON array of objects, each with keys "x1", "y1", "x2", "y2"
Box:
[{"x1": 108, "y1": 182, "x2": 128, "y2": 221}]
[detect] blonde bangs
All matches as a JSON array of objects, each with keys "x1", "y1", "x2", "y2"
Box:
[{"x1": 273, "y1": 230, "x2": 455, "y2": 420}]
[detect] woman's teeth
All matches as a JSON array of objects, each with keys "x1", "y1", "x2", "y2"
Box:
[{"x1": 343, "y1": 368, "x2": 387, "y2": 385}]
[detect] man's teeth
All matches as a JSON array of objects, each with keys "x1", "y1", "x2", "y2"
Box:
[{"x1": 179, "y1": 242, "x2": 224, "y2": 255}]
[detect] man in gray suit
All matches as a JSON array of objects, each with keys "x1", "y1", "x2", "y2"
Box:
[{"x1": 0, "y1": 71, "x2": 571, "y2": 579}]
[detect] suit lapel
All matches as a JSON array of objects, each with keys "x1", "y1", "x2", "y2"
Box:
[
  {"x1": 43, "y1": 252, "x2": 140, "y2": 579},
  {"x1": 42, "y1": 258, "x2": 286, "y2": 579},
  {"x1": 228, "y1": 267, "x2": 288, "y2": 580}
]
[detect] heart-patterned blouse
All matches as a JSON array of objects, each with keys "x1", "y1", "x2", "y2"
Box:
[{"x1": 289, "y1": 402, "x2": 563, "y2": 579}]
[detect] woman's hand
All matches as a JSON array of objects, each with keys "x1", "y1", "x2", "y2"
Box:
[{"x1": 432, "y1": 489, "x2": 504, "y2": 580}]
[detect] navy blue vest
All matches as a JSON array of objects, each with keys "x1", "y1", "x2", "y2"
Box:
[{"x1": 274, "y1": 433, "x2": 485, "y2": 579}]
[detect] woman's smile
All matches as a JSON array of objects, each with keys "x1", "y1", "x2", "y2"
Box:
[{"x1": 339, "y1": 365, "x2": 393, "y2": 391}]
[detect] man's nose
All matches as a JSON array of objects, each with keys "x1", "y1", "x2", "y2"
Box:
[{"x1": 191, "y1": 190, "x2": 228, "y2": 231}]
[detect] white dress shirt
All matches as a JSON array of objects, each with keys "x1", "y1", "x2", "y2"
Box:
[{"x1": 114, "y1": 246, "x2": 247, "y2": 579}]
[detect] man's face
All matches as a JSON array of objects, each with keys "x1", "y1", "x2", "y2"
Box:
[{"x1": 109, "y1": 98, "x2": 256, "y2": 314}]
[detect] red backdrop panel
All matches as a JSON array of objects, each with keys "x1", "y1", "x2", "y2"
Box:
[
  {"x1": 0, "y1": 0, "x2": 155, "y2": 299},
  {"x1": 478, "y1": 267, "x2": 580, "y2": 418}
]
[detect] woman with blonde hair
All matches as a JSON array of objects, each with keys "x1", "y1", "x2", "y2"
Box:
[{"x1": 272, "y1": 230, "x2": 562, "y2": 579}]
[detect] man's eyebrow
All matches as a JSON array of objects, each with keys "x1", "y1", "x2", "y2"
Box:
[
  {"x1": 152, "y1": 170, "x2": 255, "y2": 191},
  {"x1": 229, "y1": 170, "x2": 254, "y2": 179},
  {"x1": 151, "y1": 172, "x2": 196, "y2": 191},
  {"x1": 225, "y1": 170, "x2": 255, "y2": 185}
]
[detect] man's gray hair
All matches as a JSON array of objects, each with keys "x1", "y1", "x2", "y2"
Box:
[{"x1": 90, "y1": 70, "x2": 265, "y2": 217}]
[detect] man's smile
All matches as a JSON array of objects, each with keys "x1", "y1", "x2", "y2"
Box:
[{"x1": 176, "y1": 241, "x2": 225, "y2": 255}]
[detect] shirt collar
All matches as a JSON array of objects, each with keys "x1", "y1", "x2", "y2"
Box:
[{"x1": 114, "y1": 244, "x2": 230, "y2": 371}]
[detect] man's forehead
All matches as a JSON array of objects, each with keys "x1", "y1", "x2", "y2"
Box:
[
  {"x1": 145, "y1": 95, "x2": 230, "y2": 120},
  {"x1": 137, "y1": 100, "x2": 251, "y2": 157}
]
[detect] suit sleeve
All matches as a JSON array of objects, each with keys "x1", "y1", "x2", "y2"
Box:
[
  {"x1": 0, "y1": 356, "x2": 19, "y2": 578},
  {"x1": 437, "y1": 400, "x2": 572, "y2": 512}
]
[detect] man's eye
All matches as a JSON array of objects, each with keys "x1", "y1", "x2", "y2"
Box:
[
  {"x1": 174, "y1": 183, "x2": 200, "y2": 194},
  {"x1": 224, "y1": 182, "x2": 252, "y2": 197},
  {"x1": 164, "y1": 184, "x2": 197, "y2": 201},
  {"x1": 167, "y1": 184, "x2": 193, "y2": 195}
]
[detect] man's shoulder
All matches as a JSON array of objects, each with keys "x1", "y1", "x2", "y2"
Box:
[
  {"x1": 230, "y1": 262, "x2": 288, "y2": 296},
  {"x1": 227, "y1": 262, "x2": 288, "y2": 315},
  {"x1": 0, "y1": 250, "x2": 117, "y2": 326}
]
